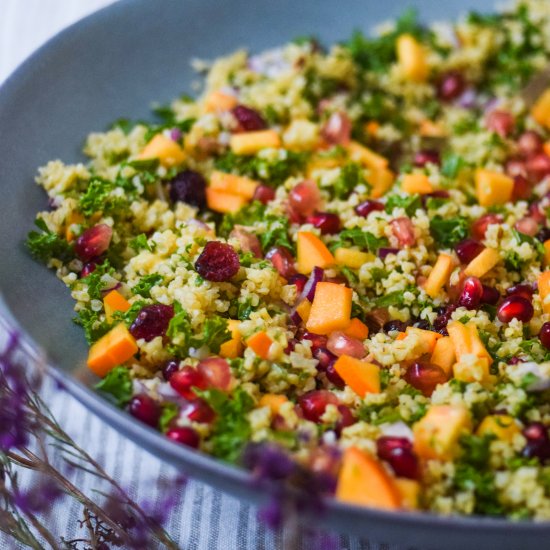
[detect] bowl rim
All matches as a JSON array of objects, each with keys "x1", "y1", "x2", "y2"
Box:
[{"x1": 1, "y1": 0, "x2": 550, "y2": 536}]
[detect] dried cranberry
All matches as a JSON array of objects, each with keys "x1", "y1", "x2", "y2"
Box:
[
  {"x1": 517, "y1": 131, "x2": 543, "y2": 158},
  {"x1": 162, "y1": 359, "x2": 179, "y2": 381},
  {"x1": 128, "y1": 394, "x2": 160, "y2": 427},
  {"x1": 414, "y1": 149, "x2": 440, "y2": 167},
  {"x1": 195, "y1": 241, "x2": 240, "y2": 282},
  {"x1": 181, "y1": 399, "x2": 215, "y2": 423},
  {"x1": 166, "y1": 426, "x2": 200, "y2": 448},
  {"x1": 458, "y1": 277, "x2": 483, "y2": 310},
  {"x1": 377, "y1": 437, "x2": 419, "y2": 480},
  {"x1": 521, "y1": 422, "x2": 550, "y2": 463},
  {"x1": 404, "y1": 361, "x2": 447, "y2": 397},
  {"x1": 129, "y1": 304, "x2": 174, "y2": 342},
  {"x1": 455, "y1": 239, "x2": 484, "y2": 264},
  {"x1": 497, "y1": 296, "x2": 534, "y2": 323},
  {"x1": 433, "y1": 304, "x2": 457, "y2": 334},
  {"x1": 169, "y1": 366, "x2": 208, "y2": 399},
  {"x1": 383, "y1": 320, "x2": 408, "y2": 333},
  {"x1": 539, "y1": 322, "x2": 550, "y2": 349},
  {"x1": 437, "y1": 71, "x2": 466, "y2": 102},
  {"x1": 355, "y1": 200, "x2": 384, "y2": 217},
  {"x1": 413, "y1": 319, "x2": 431, "y2": 331},
  {"x1": 298, "y1": 390, "x2": 339, "y2": 423},
  {"x1": 75, "y1": 224, "x2": 112, "y2": 262},
  {"x1": 265, "y1": 246, "x2": 296, "y2": 279},
  {"x1": 169, "y1": 170, "x2": 207, "y2": 209},
  {"x1": 231, "y1": 104, "x2": 266, "y2": 132},
  {"x1": 253, "y1": 184, "x2": 276, "y2": 205},
  {"x1": 306, "y1": 212, "x2": 341, "y2": 235}
]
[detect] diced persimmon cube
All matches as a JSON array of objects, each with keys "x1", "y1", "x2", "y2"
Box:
[
  {"x1": 464, "y1": 248, "x2": 500, "y2": 278},
  {"x1": 296, "y1": 231, "x2": 335, "y2": 275},
  {"x1": 453, "y1": 355, "x2": 492, "y2": 384},
  {"x1": 475, "y1": 169, "x2": 514, "y2": 207},
  {"x1": 538, "y1": 271, "x2": 550, "y2": 314},
  {"x1": 430, "y1": 336, "x2": 455, "y2": 377},
  {"x1": 395, "y1": 478, "x2": 420, "y2": 510},
  {"x1": 246, "y1": 331, "x2": 273, "y2": 360},
  {"x1": 333, "y1": 355, "x2": 380, "y2": 397},
  {"x1": 259, "y1": 394, "x2": 288, "y2": 414},
  {"x1": 295, "y1": 299, "x2": 312, "y2": 323},
  {"x1": 204, "y1": 90, "x2": 238, "y2": 113},
  {"x1": 334, "y1": 247, "x2": 373, "y2": 269},
  {"x1": 413, "y1": 405, "x2": 471, "y2": 460},
  {"x1": 230, "y1": 130, "x2": 281, "y2": 155},
  {"x1": 401, "y1": 173, "x2": 433, "y2": 195},
  {"x1": 336, "y1": 447, "x2": 401, "y2": 510},
  {"x1": 368, "y1": 167, "x2": 395, "y2": 198},
  {"x1": 220, "y1": 320, "x2": 243, "y2": 359},
  {"x1": 210, "y1": 171, "x2": 259, "y2": 199},
  {"x1": 396, "y1": 34, "x2": 428, "y2": 82},
  {"x1": 424, "y1": 253, "x2": 454, "y2": 298},
  {"x1": 531, "y1": 89, "x2": 550, "y2": 129},
  {"x1": 306, "y1": 282, "x2": 352, "y2": 335},
  {"x1": 138, "y1": 134, "x2": 186, "y2": 167},
  {"x1": 87, "y1": 324, "x2": 138, "y2": 378},
  {"x1": 103, "y1": 290, "x2": 131, "y2": 323},
  {"x1": 476, "y1": 414, "x2": 521, "y2": 443},
  {"x1": 343, "y1": 318, "x2": 370, "y2": 340},
  {"x1": 206, "y1": 188, "x2": 247, "y2": 213},
  {"x1": 346, "y1": 141, "x2": 389, "y2": 169},
  {"x1": 544, "y1": 240, "x2": 550, "y2": 265}
]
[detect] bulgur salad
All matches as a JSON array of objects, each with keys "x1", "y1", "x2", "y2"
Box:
[{"x1": 25, "y1": 0, "x2": 550, "y2": 518}]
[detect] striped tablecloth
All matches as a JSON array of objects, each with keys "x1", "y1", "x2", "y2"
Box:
[{"x1": 0, "y1": 3, "x2": 400, "y2": 548}]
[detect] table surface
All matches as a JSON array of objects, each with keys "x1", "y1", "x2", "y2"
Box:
[{"x1": 0, "y1": 2, "x2": 399, "y2": 548}]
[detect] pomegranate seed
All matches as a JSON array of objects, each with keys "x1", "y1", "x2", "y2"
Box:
[
  {"x1": 529, "y1": 202, "x2": 547, "y2": 225},
  {"x1": 433, "y1": 304, "x2": 457, "y2": 334},
  {"x1": 128, "y1": 394, "x2": 160, "y2": 427},
  {"x1": 413, "y1": 150, "x2": 440, "y2": 167},
  {"x1": 506, "y1": 283, "x2": 533, "y2": 301},
  {"x1": 512, "y1": 175, "x2": 532, "y2": 201},
  {"x1": 505, "y1": 157, "x2": 527, "y2": 178},
  {"x1": 302, "y1": 331, "x2": 328, "y2": 353},
  {"x1": 481, "y1": 285, "x2": 500, "y2": 305},
  {"x1": 129, "y1": 304, "x2": 174, "y2": 342},
  {"x1": 166, "y1": 426, "x2": 200, "y2": 448},
  {"x1": 74, "y1": 224, "x2": 112, "y2": 262},
  {"x1": 383, "y1": 320, "x2": 408, "y2": 333},
  {"x1": 229, "y1": 226, "x2": 262, "y2": 258},
  {"x1": 335, "y1": 404, "x2": 355, "y2": 434},
  {"x1": 404, "y1": 361, "x2": 448, "y2": 397},
  {"x1": 306, "y1": 212, "x2": 341, "y2": 235},
  {"x1": 355, "y1": 200, "x2": 384, "y2": 217},
  {"x1": 288, "y1": 273, "x2": 308, "y2": 294},
  {"x1": 515, "y1": 217, "x2": 539, "y2": 237},
  {"x1": 457, "y1": 277, "x2": 483, "y2": 309},
  {"x1": 485, "y1": 110, "x2": 515, "y2": 138},
  {"x1": 313, "y1": 347, "x2": 337, "y2": 371},
  {"x1": 231, "y1": 104, "x2": 266, "y2": 132},
  {"x1": 321, "y1": 112, "x2": 352, "y2": 145},
  {"x1": 162, "y1": 359, "x2": 179, "y2": 381},
  {"x1": 265, "y1": 246, "x2": 296, "y2": 279},
  {"x1": 253, "y1": 184, "x2": 276, "y2": 205},
  {"x1": 169, "y1": 170, "x2": 207, "y2": 209},
  {"x1": 377, "y1": 437, "x2": 419, "y2": 480},
  {"x1": 518, "y1": 130, "x2": 543, "y2": 157},
  {"x1": 197, "y1": 357, "x2": 231, "y2": 391},
  {"x1": 497, "y1": 295, "x2": 534, "y2": 323},
  {"x1": 455, "y1": 238, "x2": 484, "y2": 264},
  {"x1": 437, "y1": 71, "x2": 466, "y2": 102},
  {"x1": 181, "y1": 399, "x2": 215, "y2": 423},
  {"x1": 195, "y1": 241, "x2": 240, "y2": 282},
  {"x1": 169, "y1": 366, "x2": 208, "y2": 399},
  {"x1": 537, "y1": 227, "x2": 550, "y2": 243},
  {"x1": 327, "y1": 331, "x2": 366, "y2": 358},
  {"x1": 527, "y1": 153, "x2": 550, "y2": 182},
  {"x1": 471, "y1": 214, "x2": 503, "y2": 240},
  {"x1": 521, "y1": 422, "x2": 550, "y2": 462},
  {"x1": 539, "y1": 322, "x2": 550, "y2": 349},
  {"x1": 288, "y1": 180, "x2": 322, "y2": 217},
  {"x1": 298, "y1": 390, "x2": 339, "y2": 423},
  {"x1": 390, "y1": 217, "x2": 416, "y2": 247},
  {"x1": 80, "y1": 261, "x2": 98, "y2": 278}
]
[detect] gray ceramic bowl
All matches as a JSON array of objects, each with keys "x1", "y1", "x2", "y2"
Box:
[{"x1": 1, "y1": 1, "x2": 549, "y2": 548}]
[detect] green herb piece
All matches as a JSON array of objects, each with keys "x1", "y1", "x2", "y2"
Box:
[
  {"x1": 79, "y1": 177, "x2": 123, "y2": 216},
  {"x1": 94, "y1": 366, "x2": 133, "y2": 406},
  {"x1": 132, "y1": 274, "x2": 163, "y2": 298},
  {"x1": 333, "y1": 162, "x2": 369, "y2": 199},
  {"x1": 194, "y1": 387, "x2": 254, "y2": 462},
  {"x1": 193, "y1": 316, "x2": 231, "y2": 354},
  {"x1": 429, "y1": 216, "x2": 469, "y2": 248},
  {"x1": 166, "y1": 302, "x2": 193, "y2": 358},
  {"x1": 26, "y1": 219, "x2": 74, "y2": 264},
  {"x1": 73, "y1": 308, "x2": 113, "y2": 344},
  {"x1": 441, "y1": 153, "x2": 467, "y2": 178},
  {"x1": 80, "y1": 261, "x2": 116, "y2": 301},
  {"x1": 159, "y1": 402, "x2": 179, "y2": 433},
  {"x1": 385, "y1": 194, "x2": 422, "y2": 216},
  {"x1": 374, "y1": 286, "x2": 414, "y2": 308},
  {"x1": 237, "y1": 297, "x2": 256, "y2": 321},
  {"x1": 260, "y1": 216, "x2": 294, "y2": 253},
  {"x1": 129, "y1": 233, "x2": 152, "y2": 253},
  {"x1": 331, "y1": 227, "x2": 388, "y2": 253},
  {"x1": 218, "y1": 201, "x2": 266, "y2": 238}
]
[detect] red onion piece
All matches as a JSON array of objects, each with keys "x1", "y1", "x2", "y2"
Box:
[{"x1": 299, "y1": 266, "x2": 325, "y2": 302}]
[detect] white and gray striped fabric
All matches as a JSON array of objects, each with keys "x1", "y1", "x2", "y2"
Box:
[{"x1": 0, "y1": 2, "x2": 404, "y2": 548}]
